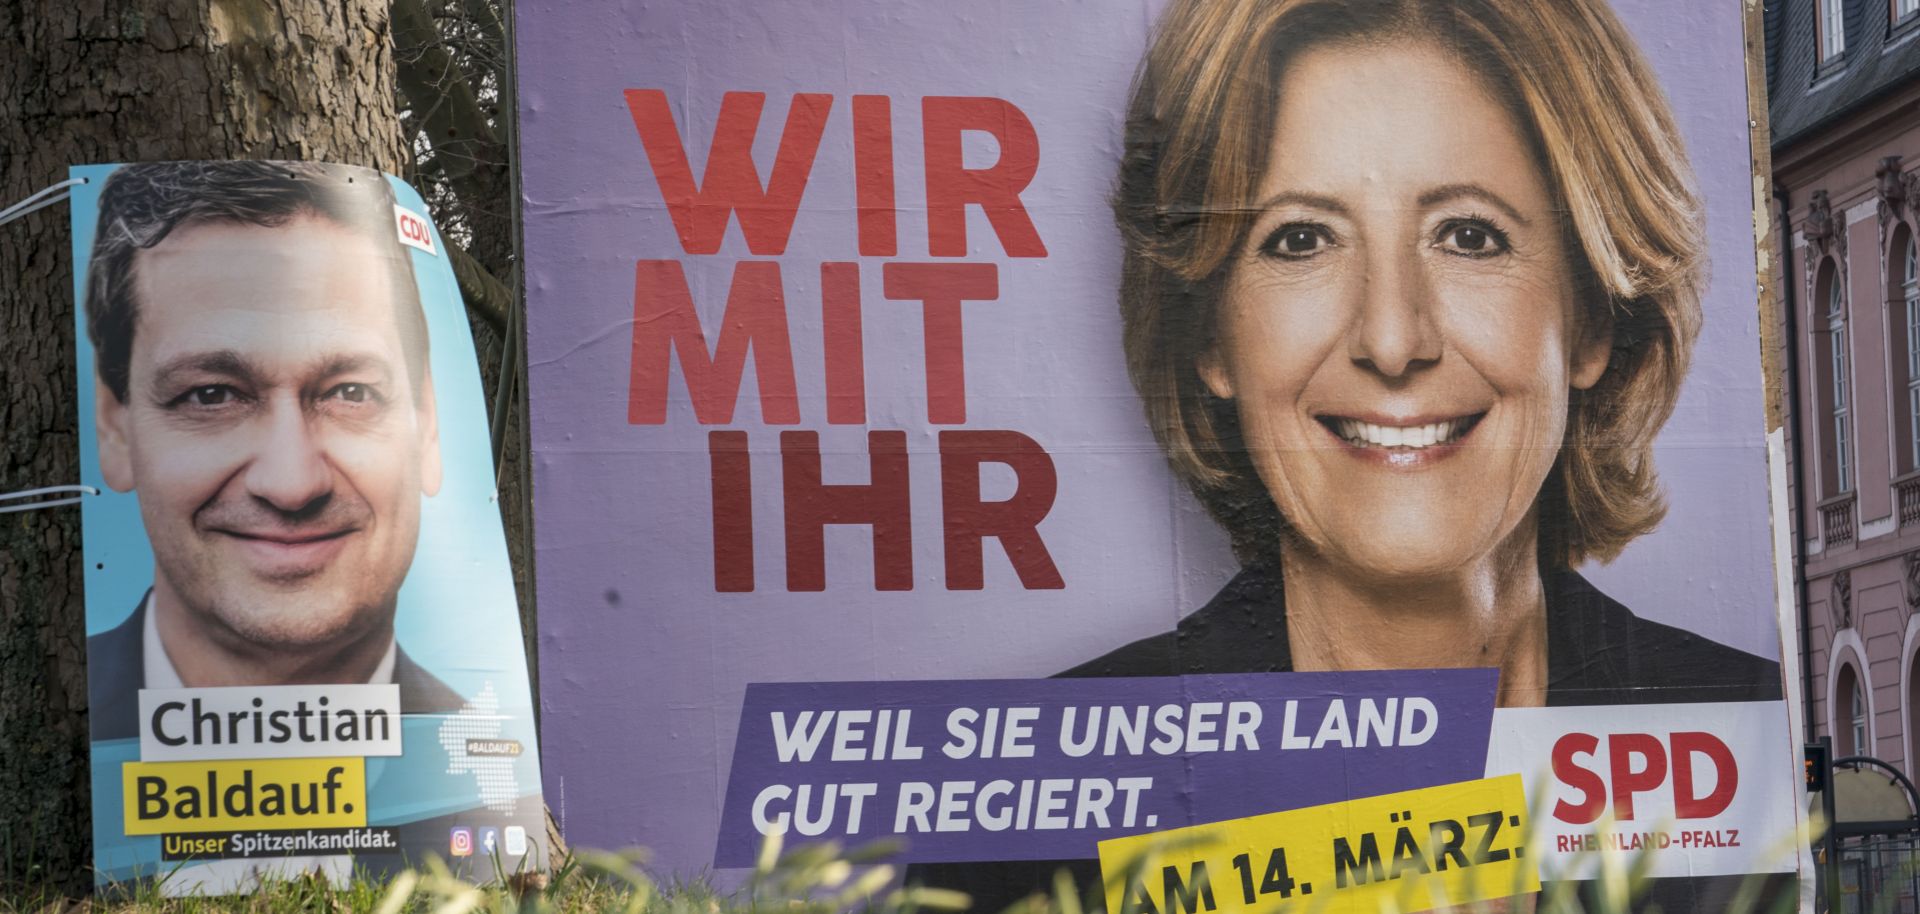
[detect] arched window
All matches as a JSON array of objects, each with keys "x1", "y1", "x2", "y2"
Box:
[
  {"x1": 1904, "y1": 230, "x2": 1920, "y2": 470},
  {"x1": 1818, "y1": 260, "x2": 1853, "y2": 495},
  {"x1": 1838, "y1": 662, "x2": 1868, "y2": 756},
  {"x1": 1833, "y1": 276, "x2": 1852, "y2": 493},
  {"x1": 1908, "y1": 232, "x2": 1920, "y2": 308},
  {"x1": 1908, "y1": 646, "x2": 1920, "y2": 775}
]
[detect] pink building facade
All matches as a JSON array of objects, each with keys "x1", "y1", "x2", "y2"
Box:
[{"x1": 1769, "y1": 0, "x2": 1920, "y2": 769}]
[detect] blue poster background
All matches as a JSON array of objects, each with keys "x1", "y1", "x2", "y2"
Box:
[{"x1": 70, "y1": 163, "x2": 544, "y2": 888}]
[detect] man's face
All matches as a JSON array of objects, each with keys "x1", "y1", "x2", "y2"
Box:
[{"x1": 96, "y1": 215, "x2": 441, "y2": 653}]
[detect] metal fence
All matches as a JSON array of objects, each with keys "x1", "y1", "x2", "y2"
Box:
[{"x1": 1836, "y1": 833, "x2": 1920, "y2": 914}]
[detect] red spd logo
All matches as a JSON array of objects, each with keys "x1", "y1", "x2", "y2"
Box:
[
  {"x1": 1550, "y1": 731, "x2": 1738, "y2": 824},
  {"x1": 395, "y1": 206, "x2": 437, "y2": 255}
]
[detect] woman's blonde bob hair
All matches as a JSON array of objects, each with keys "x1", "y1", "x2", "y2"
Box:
[{"x1": 1115, "y1": 0, "x2": 1704, "y2": 568}]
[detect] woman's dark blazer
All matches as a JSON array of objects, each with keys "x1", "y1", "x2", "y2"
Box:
[{"x1": 906, "y1": 565, "x2": 1788, "y2": 913}]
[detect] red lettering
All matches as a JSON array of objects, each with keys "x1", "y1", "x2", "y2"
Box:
[
  {"x1": 710, "y1": 431, "x2": 754, "y2": 592},
  {"x1": 822, "y1": 263, "x2": 866, "y2": 425},
  {"x1": 1551, "y1": 732, "x2": 1606, "y2": 825},
  {"x1": 853, "y1": 95, "x2": 897, "y2": 257},
  {"x1": 781, "y1": 431, "x2": 913, "y2": 591},
  {"x1": 940, "y1": 430, "x2": 1064, "y2": 590},
  {"x1": 883, "y1": 262, "x2": 998, "y2": 424},
  {"x1": 625, "y1": 89, "x2": 831, "y2": 255},
  {"x1": 628, "y1": 260, "x2": 799, "y2": 425},
  {"x1": 922, "y1": 96, "x2": 1046, "y2": 258},
  {"x1": 1608, "y1": 733, "x2": 1668, "y2": 822},
  {"x1": 1671, "y1": 731, "x2": 1738, "y2": 819}
]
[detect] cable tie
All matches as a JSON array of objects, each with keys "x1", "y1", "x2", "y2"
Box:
[
  {"x1": 0, "y1": 176, "x2": 87, "y2": 228},
  {"x1": 0, "y1": 484, "x2": 101, "y2": 514}
]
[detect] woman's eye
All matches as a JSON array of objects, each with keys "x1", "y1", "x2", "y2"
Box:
[
  {"x1": 1261, "y1": 224, "x2": 1332, "y2": 260},
  {"x1": 1438, "y1": 220, "x2": 1510, "y2": 257}
]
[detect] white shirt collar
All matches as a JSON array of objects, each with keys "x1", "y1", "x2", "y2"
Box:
[{"x1": 141, "y1": 592, "x2": 398, "y2": 690}]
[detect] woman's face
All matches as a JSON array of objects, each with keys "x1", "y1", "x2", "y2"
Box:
[{"x1": 1200, "y1": 39, "x2": 1611, "y2": 581}]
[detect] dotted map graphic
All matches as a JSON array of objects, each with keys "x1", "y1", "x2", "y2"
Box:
[{"x1": 436, "y1": 682, "x2": 521, "y2": 813}]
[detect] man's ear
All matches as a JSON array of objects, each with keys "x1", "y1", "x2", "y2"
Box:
[
  {"x1": 1571, "y1": 306, "x2": 1614, "y2": 391},
  {"x1": 1197, "y1": 345, "x2": 1235, "y2": 400},
  {"x1": 96, "y1": 379, "x2": 135, "y2": 493},
  {"x1": 418, "y1": 371, "x2": 443, "y2": 497}
]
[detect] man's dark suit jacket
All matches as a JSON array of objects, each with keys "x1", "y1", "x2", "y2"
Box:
[
  {"x1": 85, "y1": 596, "x2": 543, "y2": 884},
  {"x1": 907, "y1": 566, "x2": 1792, "y2": 913},
  {"x1": 87, "y1": 595, "x2": 466, "y2": 743}
]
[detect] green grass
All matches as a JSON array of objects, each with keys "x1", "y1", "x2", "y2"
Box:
[
  {"x1": 0, "y1": 834, "x2": 966, "y2": 914},
  {"x1": 0, "y1": 823, "x2": 1820, "y2": 914}
]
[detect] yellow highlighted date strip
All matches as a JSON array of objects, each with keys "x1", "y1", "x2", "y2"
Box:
[
  {"x1": 121, "y1": 757, "x2": 366, "y2": 836},
  {"x1": 1098, "y1": 774, "x2": 1537, "y2": 914}
]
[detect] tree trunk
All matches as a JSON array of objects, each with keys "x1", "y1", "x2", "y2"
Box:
[{"x1": 0, "y1": 0, "x2": 406, "y2": 891}]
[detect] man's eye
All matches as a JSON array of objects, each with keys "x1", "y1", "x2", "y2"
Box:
[
  {"x1": 323, "y1": 383, "x2": 381, "y2": 405},
  {"x1": 188, "y1": 386, "x2": 236, "y2": 406},
  {"x1": 1260, "y1": 223, "x2": 1333, "y2": 260}
]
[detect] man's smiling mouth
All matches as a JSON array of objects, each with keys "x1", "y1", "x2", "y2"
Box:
[
  {"x1": 218, "y1": 528, "x2": 356, "y2": 545},
  {"x1": 1319, "y1": 414, "x2": 1485, "y2": 450},
  {"x1": 211, "y1": 526, "x2": 361, "y2": 580}
]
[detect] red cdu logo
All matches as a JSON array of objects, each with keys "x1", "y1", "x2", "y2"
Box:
[{"x1": 394, "y1": 205, "x2": 437, "y2": 255}]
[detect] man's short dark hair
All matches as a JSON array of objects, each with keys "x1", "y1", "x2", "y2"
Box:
[{"x1": 84, "y1": 161, "x2": 430, "y2": 403}]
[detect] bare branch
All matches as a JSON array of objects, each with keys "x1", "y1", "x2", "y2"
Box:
[
  {"x1": 392, "y1": 0, "x2": 502, "y2": 185},
  {"x1": 448, "y1": 243, "x2": 511, "y2": 333}
]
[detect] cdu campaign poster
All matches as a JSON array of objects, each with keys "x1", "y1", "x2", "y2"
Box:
[
  {"x1": 72, "y1": 161, "x2": 545, "y2": 893},
  {"x1": 516, "y1": 0, "x2": 1805, "y2": 909}
]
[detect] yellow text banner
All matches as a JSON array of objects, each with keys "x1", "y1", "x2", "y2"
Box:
[
  {"x1": 1098, "y1": 775, "x2": 1537, "y2": 914},
  {"x1": 121, "y1": 757, "x2": 366, "y2": 836}
]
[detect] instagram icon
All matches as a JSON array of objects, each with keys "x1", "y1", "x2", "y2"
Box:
[{"x1": 449, "y1": 827, "x2": 473, "y2": 857}]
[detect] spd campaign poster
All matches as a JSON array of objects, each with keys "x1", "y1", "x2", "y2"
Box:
[
  {"x1": 516, "y1": 0, "x2": 1804, "y2": 910},
  {"x1": 72, "y1": 161, "x2": 545, "y2": 893}
]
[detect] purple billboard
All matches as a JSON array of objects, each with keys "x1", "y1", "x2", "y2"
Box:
[{"x1": 515, "y1": 0, "x2": 1802, "y2": 908}]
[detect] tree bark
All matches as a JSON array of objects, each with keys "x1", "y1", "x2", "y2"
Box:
[{"x1": 0, "y1": 0, "x2": 406, "y2": 891}]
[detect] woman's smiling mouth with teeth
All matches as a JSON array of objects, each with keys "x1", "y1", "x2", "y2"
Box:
[{"x1": 1324, "y1": 415, "x2": 1483, "y2": 449}]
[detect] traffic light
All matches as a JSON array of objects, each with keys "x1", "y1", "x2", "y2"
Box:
[{"x1": 1806, "y1": 742, "x2": 1831, "y2": 792}]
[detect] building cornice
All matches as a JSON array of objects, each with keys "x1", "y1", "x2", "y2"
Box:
[{"x1": 1773, "y1": 78, "x2": 1920, "y2": 186}]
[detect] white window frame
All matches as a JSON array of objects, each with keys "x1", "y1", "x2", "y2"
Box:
[
  {"x1": 1833, "y1": 277, "x2": 1854, "y2": 493},
  {"x1": 1899, "y1": 0, "x2": 1920, "y2": 23},
  {"x1": 1853, "y1": 677, "x2": 1870, "y2": 755},
  {"x1": 1822, "y1": 0, "x2": 1848, "y2": 61},
  {"x1": 1907, "y1": 237, "x2": 1920, "y2": 469}
]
